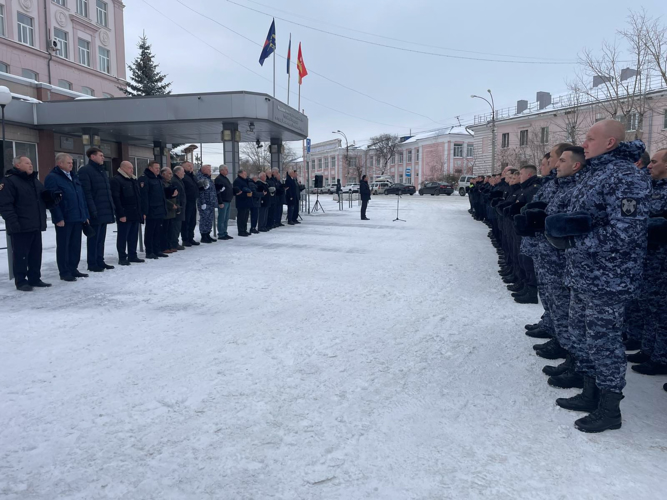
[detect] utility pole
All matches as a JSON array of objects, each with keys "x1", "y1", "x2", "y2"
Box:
[{"x1": 471, "y1": 89, "x2": 496, "y2": 174}]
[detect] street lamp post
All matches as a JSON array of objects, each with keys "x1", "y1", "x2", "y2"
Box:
[
  {"x1": 332, "y1": 130, "x2": 349, "y2": 185},
  {"x1": 471, "y1": 89, "x2": 496, "y2": 174},
  {"x1": 0, "y1": 86, "x2": 13, "y2": 280}
]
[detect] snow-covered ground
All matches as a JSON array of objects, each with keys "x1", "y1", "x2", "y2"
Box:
[{"x1": 1, "y1": 195, "x2": 666, "y2": 499}]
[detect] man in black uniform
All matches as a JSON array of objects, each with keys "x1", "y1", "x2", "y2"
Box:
[
  {"x1": 0, "y1": 156, "x2": 55, "y2": 291},
  {"x1": 139, "y1": 161, "x2": 168, "y2": 259},
  {"x1": 110, "y1": 161, "x2": 144, "y2": 266},
  {"x1": 180, "y1": 161, "x2": 200, "y2": 246}
]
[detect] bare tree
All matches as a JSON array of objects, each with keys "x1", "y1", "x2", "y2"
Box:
[
  {"x1": 240, "y1": 142, "x2": 271, "y2": 176},
  {"x1": 369, "y1": 134, "x2": 400, "y2": 177},
  {"x1": 560, "y1": 81, "x2": 594, "y2": 145},
  {"x1": 346, "y1": 154, "x2": 365, "y2": 183}
]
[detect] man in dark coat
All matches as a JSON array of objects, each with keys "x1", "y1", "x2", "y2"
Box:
[
  {"x1": 197, "y1": 164, "x2": 217, "y2": 243},
  {"x1": 110, "y1": 160, "x2": 144, "y2": 266},
  {"x1": 233, "y1": 169, "x2": 253, "y2": 237},
  {"x1": 0, "y1": 156, "x2": 54, "y2": 291},
  {"x1": 360, "y1": 174, "x2": 371, "y2": 220},
  {"x1": 78, "y1": 147, "x2": 115, "y2": 272},
  {"x1": 266, "y1": 170, "x2": 278, "y2": 228},
  {"x1": 248, "y1": 175, "x2": 263, "y2": 234},
  {"x1": 139, "y1": 161, "x2": 168, "y2": 259},
  {"x1": 171, "y1": 166, "x2": 187, "y2": 250},
  {"x1": 256, "y1": 171, "x2": 271, "y2": 232},
  {"x1": 180, "y1": 161, "x2": 200, "y2": 246},
  {"x1": 272, "y1": 167, "x2": 286, "y2": 228},
  {"x1": 45, "y1": 153, "x2": 90, "y2": 281},
  {"x1": 285, "y1": 169, "x2": 299, "y2": 225},
  {"x1": 214, "y1": 165, "x2": 234, "y2": 240}
]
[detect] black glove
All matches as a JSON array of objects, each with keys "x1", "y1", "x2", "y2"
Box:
[
  {"x1": 545, "y1": 212, "x2": 593, "y2": 237},
  {"x1": 490, "y1": 191, "x2": 503, "y2": 200},
  {"x1": 491, "y1": 198, "x2": 501, "y2": 207},
  {"x1": 513, "y1": 214, "x2": 535, "y2": 237},
  {"x1": 526, "y1": 209, "x2": 547, "y2": 231},
  {"x1": 509, "y1": 202, "x2": 526, "y2": 217},
  {"x1": 526, "y1": 201, "x2": 548, "y2": 211},
  {"x1": 648, "y1": 217, "x2": 667, "y2": 247}
]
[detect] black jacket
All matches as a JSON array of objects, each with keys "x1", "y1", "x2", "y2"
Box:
[
  {"x1": 215, "y1": 174, "x2": 234, "y2": 204},
  {"x1": 516, "y1": 175, "x2": 542, "y2": 205},
  {"x1": 110, "y1": 171, "x2": 143, "y2": 222},
  {"x1": 44, "y1": 167, "x2": 89, "y2": 224},
  {"x1": 248, "y1": 178, "x2": 263, "y2": 208},
  {"x1": 78, "y1": 160, "x2": 115, "y2": 225},
  {"x1": 285, "y1": 175, "x2": 298, "y2": 206},
  {"x1": 256, "y1": 179, "x2": 270, "y2": 207},
  {"x1": 360, "y1": 180, "x2": 371, "y2": 201},
  {"x1": 0, "y1": 168, "x2": 48, "y2": 234},
  {"x1": 139, "y1": 169, "x2": 167, "y2": 220},
  {"x1": 267, "y1": 176, "x2": 279, "y2": 205},
  {"x1": 182, "y1": 171, "x2": 200, "y2": 202},
  {"x1": 172, "y1": 176, "x2": 187, "y2": 221},
  {"x1": 233, "y1": 175, "x2": 253, "y2": 210}
]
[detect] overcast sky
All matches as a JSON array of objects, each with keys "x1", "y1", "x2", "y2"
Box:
[{"x1": 124, "y1": 0, "x2": 666, "y2": 161}]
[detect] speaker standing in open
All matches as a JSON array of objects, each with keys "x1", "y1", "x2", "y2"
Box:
[{"x1": 360, "y1": 175, "x2": 371, "y2": 221}]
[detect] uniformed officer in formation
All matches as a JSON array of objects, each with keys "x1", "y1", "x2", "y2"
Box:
[{"x1": 469, "y1": 119, "x2": 666, "y2": 432}]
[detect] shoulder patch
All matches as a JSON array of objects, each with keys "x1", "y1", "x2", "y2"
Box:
[
  {"x1": 0, "y1": 183, "x2": 4, "y2": 191},
  {"x1": 621, "y1": 198, "x2": 638, "y2": 217}
]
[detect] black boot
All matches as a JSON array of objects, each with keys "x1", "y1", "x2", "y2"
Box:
[
  {"x1": 526, "y1": 328, "x2": 551, "y2": 339},
  {"x1": 543, "y1": 355, "x2": 572, "y2": 376},
  {"x1": 536, "y1": 340, "x2": 568, "y2": 360},
  {"x1": 624, "y1": 339, "x2": 641, "y2": 351},
  {"x1": 574, "y1": 390, "x2": 624, "y2": 433},
  {"x1": 118, "y1": 259, "x2": 131, "y2": 266},
  {"x1": 626, "y1": 350, "x2": 650, "y2": 364},
  {"x1": 514, "y1": 286, "x2": 538, "y2": 304},
  {"x1": 525, "y1": 323, "x2": 542, "y2": 331},
  {"x1": 631, "y1": 360, "x2": 667, "y2": 376},
  {"x1": 548, "y1": 369, "x2": 584, "y2": 389},
  {"x1": 663, "y1": 383, "x2": 667, "y2": 392},
  {"x1": 507, "y1": 282, "x2": 524, "y2": 293},
  {"x1": 556, "y1": 376, "x2": 600, "y2": 412},
  {"x1": 502, "y1": 274, "x2": 519, "y2": 284},
  {"x1": 201, "y1": 233, "x2": 213, "y2": 243}
]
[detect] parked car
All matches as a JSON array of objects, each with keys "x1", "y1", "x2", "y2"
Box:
[
  {"x1": 341, "y1": 184, "x2": 360, "y2": 193},
  {"x1": 458, "y1": 175, "x2": 475, "y2": 196},
  {"x1": 371, "y1": 181, "x2": 393, "y2": 195},
  {"x1": 326, "y1": 183, "x2": 339, "y2": 194},
  {"x1": 418, "y1": 182, "x2": 454, "y2": 196},
  {"x1": 384, "y1": 183, "x2": 416, "y2": 195}
]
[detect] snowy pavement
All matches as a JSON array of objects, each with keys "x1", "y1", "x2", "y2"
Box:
[{"x1": 1, "y1": 195, "x2": 666, "y2": 499}]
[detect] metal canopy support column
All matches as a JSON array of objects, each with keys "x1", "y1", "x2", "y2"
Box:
[
  {"x1": 223, "y1": 123, "x2": 240, "y2": 220},
  {"x1": 270, "y1": 138, "x2": 283, "y2": 173},
  {"x1": 153, "y1": 141, "x2": 165, "y2": 168}
]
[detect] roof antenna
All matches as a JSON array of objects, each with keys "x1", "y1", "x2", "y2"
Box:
[{"x1": 455, "y1": 116, "x2": 462, "y2": 126}]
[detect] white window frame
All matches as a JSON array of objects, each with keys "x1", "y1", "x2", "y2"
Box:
[
  {"x1": 317, "y1": 158, "x2": 322, "y2": 171},
  {"x1": 466, "y1": 143, "x2": 474, "y2": 158},
  {"x1": 78, "y1": 38, "x2": 91, "y2": 67},
  {"x1": 98, "y1": 47, "x2": 110, "y2": 74},
  {"x1": 77, "y1": 0, "x2": 89, "y2": 17},
  {"x1": 415, "y1": 149, "x2": 419, "y2": 162},
  {"x1": 324, "y1": 157, "x2": 329, "y2": 170},
  {"x1": 453, "y1": 143, "x2": 464, "y2": 158},
  {"x1": 96, "y1": 0, "x2": 108, "y2": 27},
  {"x1": 540, "y1": 126, "x2": 549, "y2": 144},
  {"x1": 398, "y1": 153, "x2": 403, "y2": 163},
  {"x1": 501, "y1": 133, "x2": 510, "y2": 148},
  {"x1": 57, "y1": 79, "x2": 72, "y2": 90},
  {"x1": 53, "y1": 0, "x2": 67, "y2": 6},
  {"x1": 519, "y1": 130, "x2": 528, "y2": 147},
  {"x1": 391, "y1": 155, "x2": 395, "y2": 165},
  {"x1": 331, "y1": 157, "x2": 336, "y2": 170},
  {"x1": 407, "y1": 150, "x2": 412, "y2": 163},
  {"x1": 53, "y1": 28, "x2": 69, "y2": 59},
  {"x1": 81, "y1": 86, "x2": 94, "y2": 96},
  {"x1": 0, "y1": 61, "x2": 8, "y2": 73},
  {"x1": 102, "y1": 92, "x2": 113, "y2": 98},
  {"x1": 21, "y1": 69, "x2": 38, "y2": 80},
  {"x1": 0, "y1": 5, "x2": 6, "y2": 38},
  {"x1": 17, "y1": 13, "x2": 35, "y2": 47}
]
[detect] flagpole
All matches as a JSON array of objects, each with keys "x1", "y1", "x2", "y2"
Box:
[
  {"x1": 273, "y1": 51, "x2": 276, "y2": 98},
  {"x1": 287, "y1": 33, "x2": 291, "y2": 106},
  {"x1": 298, "y1": 83, "x2": 300, "y2": 113}
]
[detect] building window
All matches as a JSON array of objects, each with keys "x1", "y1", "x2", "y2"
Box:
[
  {"x1": 53, "y1": 0, "x2": 67, "y2": 6},
  {"x1": 0, "y1": 5, "x2": 6, "y2": 37},
  {"x1": 77, "y1": 0, "x2": 89, "y2": 17},
  {"x1": 398, "y1": 152, "x2": 403, "y2": 163},
  {"x1": 415, "y1": 149, "x2": 419, "y2": 162},
  {"x1": 3, "y1": 140, "x2": 39, "y2": 177},
  {"x1": 58, "y1": 79, "x2": 72, "y2": 90},
  {"x1": 317, "y1": 158, "x2": 322, "y2": 170},
  {"x1": 96, "y1": 1, "x2": 108, "y2": 27},
  {"x1": 391, "y1": 155, "x2": 395, "y2": 165},
  {"x1": 21, "y1": 69, "x2": 38, "y2": 80},
  {"x1": 324, "y1": 157, "x2": 329, "y2": 170},
  {"x1": 453, "y1": 143, "x2": 464, "y2": 158},
  {"x1": 0, "y1": 62, "x2": 8, "y2": 73},
  {"x1": 376, "y1": 156, "x2": 380, "y2": 167},
  {"x1": 540, "y1": 126, "x2": 549, "y2": 144},
  {"x1": 331, "y1": 157, "x2": 336, "y2": 170},
  {"x1": 53, "y1": 28, "x2": 69, "y2": 59},
  {"x1": 407, "y1": 150, "x2": 412, "y2": 163},
  {"x1": 664, "y1": 110, "x2": 667, "y2": 130},
  {"x1": 102, "y1": 92, "x2": 113, "y2": 98},
  {"x1": 98, "y1": 47, "x2": 110, "y2": 74},
  {"x1": 81, "y1": 86, "x2": 95, "y2": 96},
  {"x1": 466, "y1": 143, "x2": 474, "y2": 157},
  {"x1": 78, "y1": 39, "x2": 91, "y2": 67},
  {"x1": 501, "y1": 133, "x2": 510, "y2": 148},
  {"x1": 17, "y1": 13, "x2": 35, "y2": 47},
  {"x1": 624, "y1": 113, "x2": 639, "y2": 132},
  {"x1": 519, "y1": 129, "x2": 528, "y2": 147}
]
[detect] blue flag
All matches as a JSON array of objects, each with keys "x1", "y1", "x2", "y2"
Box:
[
  {"x1": 259, "y1": 19, "x2": 276, "y2": 66},
  {"x1": 287, "y1": 35, "x2": 291, "y2": 75}
]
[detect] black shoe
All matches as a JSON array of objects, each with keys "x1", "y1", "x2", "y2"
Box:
[
  {"x1": 146, "y1": 254, "x2": 159, "y2": 260},
  {"x1": 60, "y1": 275, "x2": 77, "y2": 282},
  {"x1": 278, "y1": 223, "x2": 285, "y2": 227},
  {"x1": 16, "y1": 282, "x2": 33, "y2": 292},
  {"x1": 238, "y1": 233, "x2": 250, "y2": 237},
  {"x1": 526, "y1": 328, "x2": 551, "y2": 339},
  {"x1": 631, "y1": 360, "x2": 667, "y2": 375},
  {"x1": 250, "y1": 229, "x2": 260, "y2": 234},
  {"x1": 295, "y1": 220, "x2": 302, "y2": 224},
  {"x1": 201, "y1": 234, "x2": 213, "y2": 243},
  {"x1": 525, "y1": 323, "x2": 542, "y2": 331},
  {"x1": 223, "y1": 235, "x2": 234, "y2": 240},
  {"x1": 507, "y1": 283, "x2": 524, "y2": 293},
  {"x1": 556, "y1": 376, "x2": 600, "y2": 412},
  {"x1": 259, "y1": 229, "x2": 270, "y2": 232},
  {"x1": 575, "y1": 390, "x2": 624, "y2": 433},
  {"x1": 176, "y1": 245, "x2": 185, "y2": 250},
  {"x1": 502, "y1": 275, "x2": 519, "y2": 285},
  {"x1": 102, "y1": 263, "x2": 115, "y2": 270},
  {"x1": 190, "y1": 240, "x2": 201, "y2": 246},
  {"x1": 514, "y1": 288, "x2": 539, "y2": 304},
  {"x1": 511, "y1": 286, "x2": 527, "y2": 297},
  {"x1": 288, "y1": 221, "x2": 295, "y2": 225},
  {"x1": 210, "y1": 237, "x2": 217, "y2": 242},
  {"x1": 157, "y1": 252, "x2": 169, "y2": 258},
  {"x1": 73, "y1": 270, "x2": 89, "y2": 278},
  {"x1": 88, "y1": 266, "x2": 105, "y2": 272},
  {"x1": 28, "y1": 280, "x2": 52, "y2": 288},
  {"x1": 362, "y1": 218, "x2": 370, "y2": 221},
  {"x1": 543, "y1": 355, "x2": 572, "y2": 376},
  {"x1": 183, "y1": 241, "x2": 193, "y2": 247},
  {"x1": 548, "y1": 369, "x2": 585, "y2": 389},
  {"x1": 663, "y1": 383, "x2": 667, "y2": 392},
  {"x1": 627, "y1": 350, "x2": 650, "y2": 364},
  {"x1": 128, "y1": 257, "x2": 145, "y2": 263},
  {"x1": 624, "y1": 339, "x2": 641, "y2": 351},
  {"x1": 534, "y1": 338, "x2": 556, "y2": 351},
  {"x1": 119, "y1": 259, "x2": 131, "y2": 266},
  {"x1": 536, "y1": 340, "x2": 568, "y2": 360}
]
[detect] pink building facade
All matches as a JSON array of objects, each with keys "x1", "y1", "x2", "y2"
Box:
[
  {"x1": 298, "y1": 127, "x2": 475, "y2": 187},
  {"x1": 0, "y1": 0, "x2": 126, "y2": 98},
  {"x1": 470, "y1": 81, "x2": 667, "y2": 174}
]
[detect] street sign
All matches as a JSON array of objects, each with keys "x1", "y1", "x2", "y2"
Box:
[
  {"x1": 306, "y1": 138, "x2": 311, "y2": 153},
  {"x1": 405, "y1": 167, "x2": 411, "y2": 177}
]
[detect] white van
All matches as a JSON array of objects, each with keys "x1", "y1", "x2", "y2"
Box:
[{"x1": 457, "y1": 175, "x2": 475, "y2": 196}]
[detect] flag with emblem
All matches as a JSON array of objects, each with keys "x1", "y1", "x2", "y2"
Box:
[
  {"x1": 297, "y1": 42, "x2": 308, "y2": 85},
  {"x1": 259, "y1": 19, "x2": 276, "y2": 66}
]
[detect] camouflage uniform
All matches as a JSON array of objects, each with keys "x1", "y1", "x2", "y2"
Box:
[
  {"x1": 562, "y1": 141, "x2": 651, "y2": 392},
  {"x1": 196, "y1": 171, "x2": 217, "y2": 234}
]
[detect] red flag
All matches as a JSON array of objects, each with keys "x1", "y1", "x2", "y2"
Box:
[{"x1": 297, "y1": 43, "x2": 308, "y2": 85}]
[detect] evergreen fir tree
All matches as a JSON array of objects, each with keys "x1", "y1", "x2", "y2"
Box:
[{"x1": 120, "y1": 34, "x2": 172, "y2": 96}]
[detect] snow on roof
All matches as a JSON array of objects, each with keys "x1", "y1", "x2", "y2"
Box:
[
  {"x1": 11, "y1": 92, "x2": 41, "y2": 104},
  {"x1": 400, "y1": 126, "x2": 473, "y2": 144}
]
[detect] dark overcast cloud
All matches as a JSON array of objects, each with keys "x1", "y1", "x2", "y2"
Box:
[{"x1": 125, "y1": 0, "x2": 666, "y2": 160}]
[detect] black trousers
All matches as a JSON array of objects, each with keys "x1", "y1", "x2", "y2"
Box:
[
  {"x1": 171, "y1": 218, "x2": 183, "y2": 248},
  {"x1": 182, "y1": 202, "x2": 197, "y2": 243},
  {"x1": 161, "y1": 219, "x2": 173, "y2": 251},
  {"x1": 267, "y1": 203, "x2": 275, "y2": 227},
  {"x1": 250, "y1": 207, "x2": 259, "y2": 229},
  {"x1": 116, "y1": 221, "x2": 139, "y2": 260},
  {"x1": 86, "y1": 223, "x2": 107, "y2": 268},
  {"x1": 11, "y1": 230, "x2": 42, "y2": 286},
  {"x1": 145, "y1": 218, "x2": 163, "y2": 255},
  {"x1": 55, "y1": 222, "x2": 82, "y2": 277},
  {"x1": 237, "y1": 208, "x2": 249, "y2": 234},
  {"x1": 361, "y1": 199, "x2": 369, "y2": 219},
  {"x1": 259, "y1": 206, "x2": 269, "y2": 230}
]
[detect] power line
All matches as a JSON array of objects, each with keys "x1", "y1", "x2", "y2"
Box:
[
  {"x1": 173, "y1": 0, "x2": 450, "y2": 126},
  {"x1": 242, "y1": 0, "x2": 573, "y2": 63},
  {"x1": 225, "y1": 0, "x2": 577, "y2": 65},
  {"x1": 137, "y1": 0, "x2": 408, "y2": 130}
]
